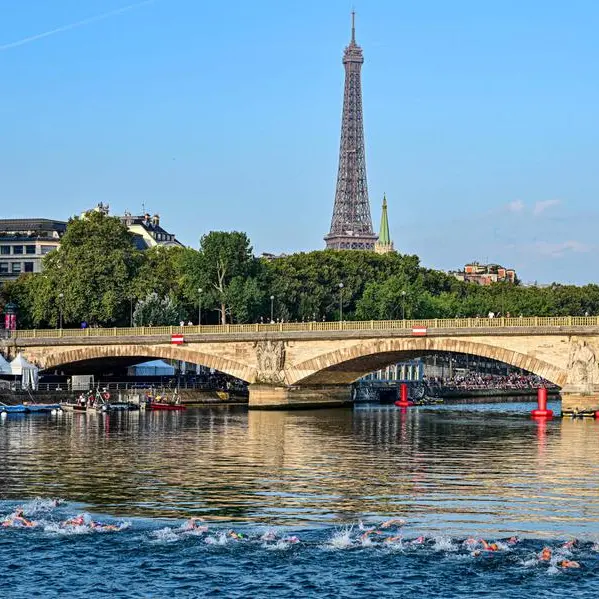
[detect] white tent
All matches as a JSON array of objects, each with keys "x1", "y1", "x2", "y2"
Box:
[
  {"x1": 0, "y1": 353, "x2": 10, "y2": 374},
  {"x1": 10, "y1": 353, "x2": 39, "y2": 390},
  {"x1": 127, "y1": 359, "x2": 176, "y2": 377}
]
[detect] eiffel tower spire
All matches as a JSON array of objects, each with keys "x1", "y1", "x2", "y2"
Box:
[{"x1": 324, "y1": 12, "x2": 377, "y2": 250}]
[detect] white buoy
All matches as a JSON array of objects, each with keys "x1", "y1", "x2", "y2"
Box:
[
  {"x1": 51, "y1": 409, "x2": 57, "y2": 415},
  {"x1": 0, "y1": 411, "x2": 7, "y2": 418}
]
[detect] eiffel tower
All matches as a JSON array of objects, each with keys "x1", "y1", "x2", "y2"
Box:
[{"x1": 324, "y1": 12, "x2": 377, "y2": 250}]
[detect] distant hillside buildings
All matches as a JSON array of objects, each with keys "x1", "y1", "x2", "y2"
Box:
[{"x1": 450, "y1": 262, "x2": 517, "y2": 286}]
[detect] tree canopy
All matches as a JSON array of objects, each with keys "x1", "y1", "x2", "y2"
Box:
[{"x1": 2, "y1": 224, "x2": 599, "y2": 328}]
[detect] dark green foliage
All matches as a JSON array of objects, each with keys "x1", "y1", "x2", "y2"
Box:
[
  {"x1": 133, "y1": 293, "x2": 179, "y2": 326},
  {"x1": 2, "y1": 225, "x2": 598, "y2": 327}
]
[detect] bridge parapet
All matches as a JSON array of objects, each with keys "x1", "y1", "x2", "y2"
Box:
[{"x1": 5, "y1": 316, "x2": 599, "y2": 341}]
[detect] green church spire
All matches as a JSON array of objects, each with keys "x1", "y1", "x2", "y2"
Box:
[
  {"x1": 375, "y1": 194, "x2": 394, "y2": 253},
  {"x1": 379, "y1": 194, "x2": 390, "y2": 244}
]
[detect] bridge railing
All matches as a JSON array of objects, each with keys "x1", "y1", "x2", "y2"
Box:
[{"x1": 5, "y1": 315, "x2": 599, "y2": 340}]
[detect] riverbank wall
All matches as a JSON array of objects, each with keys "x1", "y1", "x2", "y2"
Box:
[{"x1": 0, "y1": 389, "x2": 248, "y2": 406}]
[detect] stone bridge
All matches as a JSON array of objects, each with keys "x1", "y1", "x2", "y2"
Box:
[{"x1": 2, "y1": 317, "x2": 599, "y2": 410}]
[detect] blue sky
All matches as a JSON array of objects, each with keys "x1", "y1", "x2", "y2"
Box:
[{"x1": 1, "y1": 0, "x2": 598, "y2": 284}]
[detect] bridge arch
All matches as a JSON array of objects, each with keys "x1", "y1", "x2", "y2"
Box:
[
  {"x1": 284, "y1": 337, "x2": 568, "y2": 387},
  {"x1": 32, "y1": 344, "x2": 254, "y2": 383}
]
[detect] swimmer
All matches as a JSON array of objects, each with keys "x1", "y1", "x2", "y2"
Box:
[
  {"x1": 506, "y1": 536, "x2": 520, "y2": 545},
  {"x1": 62, "y1": 515, "x2": 86, "y2": 527},
  {"x1": 2, "y1": 508, "x2": 35, "y2": 528},
  {"x1": 359, "y1": 529, "x2": 382, "y2": 543},
  {"x1": 383, "y1": 535, "x2": 402, "y2": 544},
  {"x1": 480, "y1": 539, "x2": 499, "y2": 552},
  {"x1": 411, "y1": 536, "x2": 426, "y2": 545},
  {"x1": 260, "y1": 531, "x2": 277, "y2": 542},
  {"x1": 562, "y1": 539, "x2": 578, "y2": 550},
  {"x1": 380, "y1": 518, "x2": 406, "y2": 529},
  {"x1": 282, "y1": 535, "x2": 300, "y2": 544},
  {"x1": 184, "y1": 517, "x2": 207, "y2": 532},
  {"x1": 227, "y1": 530, "x2": 244, "y2": 540},
  {"x1": 558, "y1": 559, "x2": 580, "y2": 569},
  {"x1": 539, "y1": 547, "x2": 552, "y2": 561},
  {"x1": 89, "y1": 521, "x2": 120, "y2": 532}
]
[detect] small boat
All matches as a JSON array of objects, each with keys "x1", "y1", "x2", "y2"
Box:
[
  {"x1": 0, "y1": 405, "x2": 28, "y2": 414},
  {"x1": 562, "y1": 410, "x2": 595, "y2": 419},
  {"x1": 103, "y1": 402, "x2": 139, "y2": 412},
  {"x1": 149, "y1": 402, "x2": 186, "y2": 411}
]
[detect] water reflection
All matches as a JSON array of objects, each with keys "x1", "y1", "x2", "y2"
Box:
[{"x1": 1, "y1": 404, "x2": 599, "y2": 537}]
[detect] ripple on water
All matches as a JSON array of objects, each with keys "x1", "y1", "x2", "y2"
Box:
[{"x1": 1, "y1": 405, "x2": 599, "y2": 597}]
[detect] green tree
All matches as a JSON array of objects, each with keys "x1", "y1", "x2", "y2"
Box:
[
  {"x1": 193, "y1": 232, "x2": 259, "y2": 324},
  {"x1": 133, "y1": 293, "x2": 179, "y2": 326},
  {"x1": 33, "y1": 210, "x2": 139, "y2": 327}
]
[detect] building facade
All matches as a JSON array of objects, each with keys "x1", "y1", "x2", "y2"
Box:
[
  {"x1": 89, "y1": 203, "x2": 182, "y2": 249},
  {"x1": 0, "y1": 219, "x2": 66, "y2": 283},
  {"x1": 120, "y1": 212, "x2": 183, "y2": 250},
  {"x1": 450, "y1": 262, "x2": 517, "y2": 285}
]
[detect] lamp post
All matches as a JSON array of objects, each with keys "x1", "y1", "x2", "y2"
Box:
[
  {"x1": 270, "y1": 295, "x2": 275, "y2": 324},
  {"x1": 198, "y1": 288, "x2": 203, "y2": 326},
  {"x1": 338, "y1": 283, "x2": 344, "y2": 322},
  {"x1": 58, "y1": 293, "x2": 64, "y2": 329},
  {"x1": 401, "y1": 290, "x2": 406, "y2": 320},
  {"x1": 130, "y1": 295, "x2": 134, "y2": 327}
]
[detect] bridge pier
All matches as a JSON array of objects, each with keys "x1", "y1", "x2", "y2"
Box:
[
  {"x1": 248, "y1": 384, "x2": 352, "y2": 410},
  {"x1": 561, "y1": 393, "x2": 599, "y2": 413}
]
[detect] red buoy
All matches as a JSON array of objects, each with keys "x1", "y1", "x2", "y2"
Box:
[
  {"x1": 594, "y1": 411, "x2": 599, "y2": 420},
  {"x1": 395, "y1": 383, "x2": 413, "y2": 407},
  {"x1": 531, "y1": 387, "x2": 553, "y2": 418}
]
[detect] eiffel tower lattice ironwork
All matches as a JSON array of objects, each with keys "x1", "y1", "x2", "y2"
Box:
[{"x1": 324, "y1": 12, "x2": 377, "y2": 250}]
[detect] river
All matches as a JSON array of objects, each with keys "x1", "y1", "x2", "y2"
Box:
[{"x1": 1, "y1": 400, "x2": 598, "y2": 598}]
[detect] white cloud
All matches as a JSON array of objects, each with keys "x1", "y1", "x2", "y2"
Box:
[
  {"x1": 506, "y1": 200, "x2": 525, "y2": 213},
  {"x1": 533, "y1": 199, "x2": 561, "y2": 215},
  {"x1": 534, "y1": 240, "x2": 591, "y2": 257}
]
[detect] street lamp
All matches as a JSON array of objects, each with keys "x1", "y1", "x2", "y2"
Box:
[
  {"x1": 198, "y1": 288, "x2": 203, "y2": 326},
  {"x1": 270, "y1": 295, "x2": 275, "y2": 324},
  {"x1": 401, "y1": 290, "x2": 407, "y2": 320},
  {"x1": 58, "y1": 293, "x2": 64, "y2": 329},
  {"x1": 338, "y1": 283, "x2": 344, "y2": 322}
]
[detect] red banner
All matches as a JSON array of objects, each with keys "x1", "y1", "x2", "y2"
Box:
[{"x1": 171, "y1": 334, "x2": 184, "y2": 345}]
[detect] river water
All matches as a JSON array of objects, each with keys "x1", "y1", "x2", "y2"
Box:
[{"x1": 1, "y1": 401, "x2": 599, "y2": 598}]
